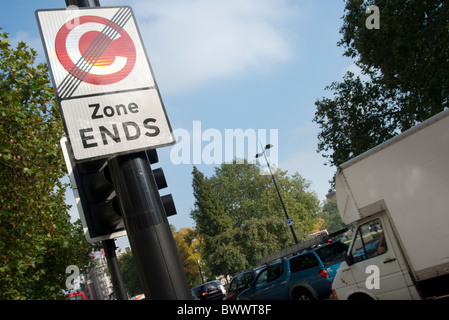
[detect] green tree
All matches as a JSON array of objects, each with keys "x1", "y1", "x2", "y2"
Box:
[
  {"x1": 318, "y1": 196, "x2": 348, "y2": 233},
  {"x1": 210, "y1": 161, "x2": 320, "y2": 235},
  {"x1": 314, "y1": 71, "x2": 398, "y2": 169},
  {"x1": 340, "y1": 0, "x2": 449, "y2": 119},
  {"x1": 190, "y1": 160, "x2": 321, "y2": 277},
  {"x1": 190, "y1": 166, "x2": 231, "y2": 271},
  {"x1": 191, "y1": 166, "x2": 231, "y2": 239},
  {"x1": 118, "y1": 250, "x2": 142, "y2": 297},
  {"x1": 172, "y1": 227, "x2": 203, "y2": 286},
  {"x1": 0, "y1": 30, "x2": 95, "y2": 299},
  {"x1": 314, "y1": 0, "x2": 449, "y2": 172},
  {"x1": 207, "y1": 216, "x2": 292, "y2": 276}
]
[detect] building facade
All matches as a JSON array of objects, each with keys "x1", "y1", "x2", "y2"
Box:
[{"x1": 81, "y1": 250, "x2": 115, "y2": 300}]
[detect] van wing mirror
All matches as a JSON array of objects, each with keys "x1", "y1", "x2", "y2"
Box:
[{"x1": 345, "y1": 253, "x2": 354, "y2": 266}]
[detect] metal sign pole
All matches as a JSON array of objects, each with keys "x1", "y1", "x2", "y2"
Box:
[
  {"x1": 62, "y1": 0, "x2": 128, "y2": 301},
  {"x1": 108, "y1": 152, "x2": 192, "y2": 300},
  {"x1": 62, "y1": 0, "x2": 191, "y2": 300},
  {"x1": 102, "y1": 239, "x2": 128, "y2": 300}
]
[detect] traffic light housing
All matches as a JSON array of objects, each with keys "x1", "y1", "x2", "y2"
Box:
[
  {"x1": 61, "y1": 138, "x2": 177, "y2": 243},
  {"x1": 61, "y1": 137, "x2": 126, "y2": 242},
  {"x1": 146, "y1": 149, "x2": 177, "y2": 217}
]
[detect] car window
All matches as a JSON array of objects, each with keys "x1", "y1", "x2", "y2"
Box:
[
  {"x1": 254, "y1": 269, "x2": 268, "y2": 288},
  {"x1": 230, "y1": 271, "x2": 255, "y2": 291},
  {"x1": 254, "y1": 263, "x2": 284, "y2": 289},
  {"x1": 290, "y1": 253, "x2": 320, "y2": 274},
  {"x1": 229, "y1": 275, "x2": 242, "y2": 291},
  {"x1": 191, "y1": 287, "x2": 201, "y2": 299},
  {"x1": 314, "y1": 242, "x2": 349, "y2": 267},
  {"x1": 243, "y1": 272, "x2": 254, "y2": 286},
  {"x1": 351, "y1": 218, "x2": 387, "y2": 263},
  {"x1": 267, "y1": 263, "x2": 284, "y2": 282}
]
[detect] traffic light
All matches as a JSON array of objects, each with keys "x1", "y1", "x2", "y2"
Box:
[
  {"x1": 61, "y1": 137, "x2": 126, "y2": 243},
  {"x1": 61, "y1": 138, "x2": 177, "y2": 243},
  {"x1": 146, "y1": 149, "x2": 177, "y2": 217}
]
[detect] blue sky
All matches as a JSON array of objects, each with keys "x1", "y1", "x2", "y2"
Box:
[{"x1": 2, "y1": 0, "x2": 358, "y2": 248}]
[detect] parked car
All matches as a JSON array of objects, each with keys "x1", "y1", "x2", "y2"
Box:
[
  {"x1": 237, "y1": 241, "x2": 348, "y2": 300},
  {"x1": 224, "y1": 266, "x2": 264, "y2": 300},
  {"x1": 191, "y1": 280, "x2": 226, "y2": 300}
]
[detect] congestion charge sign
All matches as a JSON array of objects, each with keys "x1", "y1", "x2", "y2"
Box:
[{"x1": 36, "y1": 6, "x2": 175, "y2": 161}]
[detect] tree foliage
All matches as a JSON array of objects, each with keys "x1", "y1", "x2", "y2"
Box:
[
  {"x1": 0, "y1": 30, "x2": 95, "y2": 299},
  {"x1": 314, "y1": 72, "x2": 399, "y2": 168},
  {"x1": 117, "y1": 250, "x2": 142, "y2": 297},
  {"x1": 340, "y1": 0, "x2": 449, "y2": 116},
  {"x1": 318, "y1": 196, "x2": 348, "y2": 233},
  {"x1": 314, "y1": 0, "x2": 449, "y2": 171},
  {"x1": 172, "y1": 227, "x2": 203, "y2": 286},
  {"x1": 207, "y1": 216, "x2": 292, "y2": 277},
  {"x1": 190, "y1": 160, "x2": 321, "y2": 278}
]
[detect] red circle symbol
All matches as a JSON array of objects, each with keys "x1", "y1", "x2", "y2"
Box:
[{"x1": 55, "y1": 16, "x2": 136, "y2": 85}]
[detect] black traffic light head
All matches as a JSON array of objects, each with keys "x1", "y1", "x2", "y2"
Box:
[
  {"x1": 145, "y1": 150, "x2": 177, "y2": 217},
  {"x1": 75, "y1": 160, "x2": 124, "y2": 238},
  {"x1": 61, "y1": 137, "x2": 126, "y2": 242}
]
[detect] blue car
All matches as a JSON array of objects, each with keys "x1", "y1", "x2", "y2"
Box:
[{"x1": 237, "y1": 241, "x2": 348, "y2": 300}]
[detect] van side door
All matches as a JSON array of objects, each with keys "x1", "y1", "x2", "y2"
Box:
[{"x1": 347, "y1": 215, "x2": 414, "y2": 299}]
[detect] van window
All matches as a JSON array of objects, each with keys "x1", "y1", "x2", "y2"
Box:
[
  {"x1": 351, "y1": 218, "x2": 387, "y2": 263},
  {"x1": 290, "y1": 253, "x2": 320, "y2": 274}
]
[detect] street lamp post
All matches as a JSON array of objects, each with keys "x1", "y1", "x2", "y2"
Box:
[{"x1": 256, "y1": 144, "x2": 299, "y2": 244}]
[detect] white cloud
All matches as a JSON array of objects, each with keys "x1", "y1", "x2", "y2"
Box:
[{"x1": 120, "y1": 0, "x2": 298, "y2": 94}]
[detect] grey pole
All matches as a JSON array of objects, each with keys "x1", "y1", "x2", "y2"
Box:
[
  {"x1": 108, "y1": 152, "x2": 192, "y2": 299},
  {"x1": 256, "y1": 145, "x2": 299, "y2": 244},
  {"x1": 102, "y1": 239, "x2": 128, "y2": 300}
]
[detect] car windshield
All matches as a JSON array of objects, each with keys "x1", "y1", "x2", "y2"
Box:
[{"x1": 314, "y1": 242, "x2": 349, "y2": 267}]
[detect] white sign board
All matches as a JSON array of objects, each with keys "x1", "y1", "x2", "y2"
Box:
[{"x1": 36, "y1": 6, "x2": 175, "y2": 161}]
